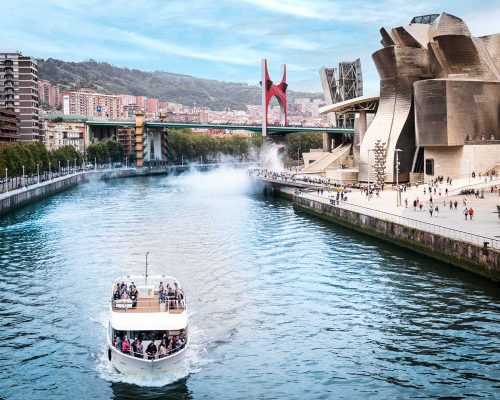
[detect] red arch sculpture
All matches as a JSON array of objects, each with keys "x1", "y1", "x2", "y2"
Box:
[{"x1": 261, "y1": 59, "x2": 287, "y2": 136}]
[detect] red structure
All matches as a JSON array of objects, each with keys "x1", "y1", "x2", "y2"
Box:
[{"x1": 261, "y1": 59, "x2": 287, "y2": 136}]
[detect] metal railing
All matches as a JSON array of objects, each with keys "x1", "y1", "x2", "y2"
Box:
[
  {"x1": 301, "y1": 193, "x2": 500, "y2": 250},
  {"x1": 111, "y1": 298, "x2": 186, "y2": 313}
]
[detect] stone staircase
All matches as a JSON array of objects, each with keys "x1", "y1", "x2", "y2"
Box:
[{"x1": 301, "y1": 144, "x2": 351, "y2": 174}]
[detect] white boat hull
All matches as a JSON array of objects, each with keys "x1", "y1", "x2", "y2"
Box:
[{"x1": 109, "y1": 344, "x2": 187, "y2": 374}]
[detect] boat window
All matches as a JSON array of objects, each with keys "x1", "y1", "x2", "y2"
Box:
[{"x1": 128, "y1": 330, "x2": 168, "y2": 341}]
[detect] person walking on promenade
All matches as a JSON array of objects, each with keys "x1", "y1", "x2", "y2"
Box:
[
  {"x1": 429, "y1": 206, "x2": 433, "y2": 217},
  {"x1": 445, "y1": 188, "x2": 448, "y2": 196},
  {"x1": 463, "y1": 198, "x2": 467, "y2": 207},
  {"x1": 419, "y1": 203, "x2": 423, "y2": 212},
  {"x1": 435, "y1": 205, "x2": 439, "y2": 217},
  {"x1": 454, "y1": 200, "x2": 458, "y2": 210},
  {"x1": 469, "y1": 207, "x2": 474, "y2": 220},
  {"x1": 413, "y1": 199, "x2": 417, "y2": 210},
  {"x1": 464, "y1": 207, "x2": 469, "y2": 220},
  {"x1": 405, "y1": 198, "x2": 408, "y2": 208},
  {"x1": 449, "y1": 200, "x2": 453, "y2": 210}
]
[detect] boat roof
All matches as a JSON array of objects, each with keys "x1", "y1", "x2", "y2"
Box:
[
  {"x1": 113, "y1": 275, "x2": 181, "y2": 286},
  {"x1": 110, "y1": 310, "x2": 188, "y2": 331}
]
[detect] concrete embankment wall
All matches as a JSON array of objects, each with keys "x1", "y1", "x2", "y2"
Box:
[
  {"x1": 293, "y1": 195, "x2": 500, "y2": 281},
  {"x1": 0, "y1": 174, "x2": 88, "y2": 216}
]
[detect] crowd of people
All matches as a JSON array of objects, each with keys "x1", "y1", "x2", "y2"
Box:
[
  {"x1": 113, "y1": 330, "x2": 187, "y2": 359},
  {"x1": 158, "y1": 281, "x2": 185, "y2": 309},
  {"x1": 113, "y1": 282, "x2": 139, "y2": 308}
]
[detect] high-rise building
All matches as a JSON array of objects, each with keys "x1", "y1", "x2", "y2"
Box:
[{"x1": 0, "y1": 52, "x2": 40, "y2": 142}]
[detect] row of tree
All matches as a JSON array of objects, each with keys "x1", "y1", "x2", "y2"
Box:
[
  {"x1": 166, "y1": 129, "x2": 262, "y2": 163},
  {"x1": 0, "y1": 142, "x2": 83, "y2": 176}
]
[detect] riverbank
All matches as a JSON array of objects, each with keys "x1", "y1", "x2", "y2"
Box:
[{"x1": 257, "y1": 178, "x2": 500, "y2": 281}]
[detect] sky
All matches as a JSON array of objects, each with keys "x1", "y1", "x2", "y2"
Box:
[{"x1": 0, "y1": 0, "x2": 498, "y2": 95}]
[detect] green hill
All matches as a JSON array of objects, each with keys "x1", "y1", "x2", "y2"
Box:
[{"x1": 37, "y1": 58, "x2": 322, "y2": 111}]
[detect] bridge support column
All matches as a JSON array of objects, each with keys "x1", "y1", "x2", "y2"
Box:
[{"x1": 134, "y1": 112, "x2": 145, "y2": 168}]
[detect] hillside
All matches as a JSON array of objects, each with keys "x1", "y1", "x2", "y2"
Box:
[{"x1": 37, "y1": 58, "x2": 322, "y2": 111}]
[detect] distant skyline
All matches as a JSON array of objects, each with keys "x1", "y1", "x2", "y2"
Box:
[{"x1": 1, "y1": 0, "x2": 498, "y2": 94}]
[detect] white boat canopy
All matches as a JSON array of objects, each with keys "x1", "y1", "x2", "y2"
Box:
[{"x1": 110, "y1": 311, "x2": 188, "y2": 331}]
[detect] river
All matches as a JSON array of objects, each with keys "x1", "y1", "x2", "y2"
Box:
[{"x1": 0, "y1": 167, "x2": 498, "y2": 399}]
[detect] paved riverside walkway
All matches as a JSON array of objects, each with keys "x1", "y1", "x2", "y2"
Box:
[{"x1": 259, "y1": 172, "x2": 500, "y2": 249}]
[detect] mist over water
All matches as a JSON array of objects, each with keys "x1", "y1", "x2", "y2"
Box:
[{"x1": 0, "y1": 167, "x2": 499, "y2": 399}]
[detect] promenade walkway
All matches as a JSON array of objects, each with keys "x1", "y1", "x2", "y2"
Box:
[{"x1": 252, "y1": 169, "x2": 500, "y2": 250}]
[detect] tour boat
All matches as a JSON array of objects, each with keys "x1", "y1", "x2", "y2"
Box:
[{"x1": 107, "y1": 259, "x2": 188, "y2": 374}]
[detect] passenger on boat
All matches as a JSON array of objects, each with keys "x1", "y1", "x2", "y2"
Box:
[
  {"x1": 158, "y1": 339, "x2": 168, "y2": 358},
  {"x1": 129, "y1": 286, "x2": 138, "y2": 308},
  {"x1": 174, "y1": 283, "x2": 184, "y2": 307},
  {"x1": 167, "y1": 284, "x2": 176, "y2": 308},
  {"x1": 121, "y1": 335, "x2": 131, "y2": 354},
  {"x1": 113, "y1": 336, "x2": 119, "y2": 350},
  {"x1": 159, "y1": 289, "x2": 167, "y2": 303},
  {"x1": 146, "y1": 340, "x2": 157, "y2": 360},
  {"x1": 131, "y1": 337, "x2": 144, "y2": 358}
]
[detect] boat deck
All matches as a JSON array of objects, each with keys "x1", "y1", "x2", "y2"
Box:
[{"x1": 113, "y1": 294, "x2": 185, "y2": 313}]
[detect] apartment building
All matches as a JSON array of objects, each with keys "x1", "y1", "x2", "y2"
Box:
[
  {"x1": 62, "y1": 89, "x2": 121, "y2": 119},
  {"x1": 38, "y1": 79, "x2": 61, "y2": 107},
  {"x1": 0, "y1": 52, "x2": 40, "y2": 142},
  {"x1": 0, "y1": 108, "x2": 19, "y2": 144}
]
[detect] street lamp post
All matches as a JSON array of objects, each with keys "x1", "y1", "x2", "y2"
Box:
[
  {"x1": 49, "y1": 162, "x2": 51, "y2": 179},
  {"x1": 59, "y1": 161, "x2": 61, "y2": 177},
  {"x1": 5, "y1": 168, "x2": 8, "y2": 193},
  {"x1": 22, "y1": 165, "x2": 25, "y2": 186},
  {"x1": 394, "y1": 149, "x2": 403, "y2": 206},
  {"x1": 37, "y1": 163, "x2": 40, "y2": 184},
  {"x1": 74, "y1": 158, "x2": 76, "y2": 173},
  {"x1": 67, "y1": 159, "x2": 69, "y2": 175},
  {"x1": 297, "y1": 147, "x2": 301, "y2": 166}
]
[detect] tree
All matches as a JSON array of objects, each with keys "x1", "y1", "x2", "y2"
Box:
[
  {"x1": 86, "y1": 142, "x2": 108, "y2": 164},
  {"x1": 105, "y1": 139, "x2": 124, "y2": 162},
  {"x1": 286, "y1": 132, "x2": 323, "y2": 159}
]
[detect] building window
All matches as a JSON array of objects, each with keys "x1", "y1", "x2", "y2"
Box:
[{"x1": 425, "y1": 159, "x2": 434, "y2": 176}]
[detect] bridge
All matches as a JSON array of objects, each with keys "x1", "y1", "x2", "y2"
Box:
[
  {"x1": 85, "y1": 120, "x2": 353, "y2": 135},
  {"x1": 84, "y1": 60, "x2": 354, "y2": 168}
]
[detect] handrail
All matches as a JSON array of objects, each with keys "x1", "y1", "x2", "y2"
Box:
[
  {"x1": 301, "y1": 193, "x2": 500, "y2": 250},
  {"x1": 447, "y1": 176, "x2": 500, "y2": 194}
]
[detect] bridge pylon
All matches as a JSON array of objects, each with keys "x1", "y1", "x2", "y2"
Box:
[
  {"x1": 134, "y1": 111, "x2": 145, "y2": 168},
  {"x1": 261, "y1": 59, "x2": 287, "y2": 137}
]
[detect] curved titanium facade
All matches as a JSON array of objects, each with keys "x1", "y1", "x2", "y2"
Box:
[{"x1": 358, "y1": 12, "x2": 499, "y2": 182}]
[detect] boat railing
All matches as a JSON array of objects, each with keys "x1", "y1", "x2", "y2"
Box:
[{"x1": 111, "y1": 297, "x2": 186, "y2": 313}]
